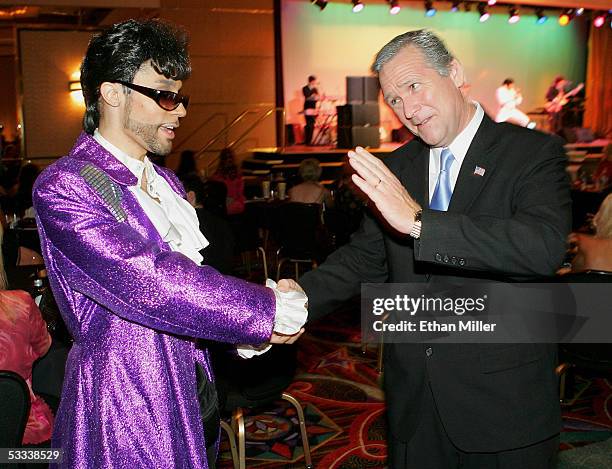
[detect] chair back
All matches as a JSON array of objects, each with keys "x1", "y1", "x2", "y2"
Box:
[
  {"x1": 274, "y1": 203, "x2": 322, "y2": 259},
  {"x1": 0, "y1": 370, "x2": 31, "y2": 448},
  {"x1": 213, "y1": 344, "x2": 297, "y2": 411}
]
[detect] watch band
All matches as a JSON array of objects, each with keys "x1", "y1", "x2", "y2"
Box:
[{"x1": 410, "y1": 210, "x2": 423, "y2": 239}]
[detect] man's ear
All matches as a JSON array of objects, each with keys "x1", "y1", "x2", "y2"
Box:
[
  {"x1": 186, "y1": 190, "x2": 196, "y2": 207},
  {"x1": 99, "y1": 82, "x2": 122, "y2": 108},
  {"x1": 448, "y1": 59, "x2": 467, "y2": 89}
]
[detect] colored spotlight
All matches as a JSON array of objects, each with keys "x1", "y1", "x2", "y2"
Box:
[
  {"x1": 425, "y1": 0, "x2": 436, "y2": 16},
  {"x1": 478, "y1": 3, "x2": 490, "y2": 22},
  {"x1": 558, "y1": 13, "x2": 570, "y2": 26},
  {"x1": 535, "y1": 8, "x2": 548, "y2": 24},
  {"x1": 575, "y1": 7, "x2": 584, "y2": 16},
  {"x1": 389, "y1": 0, "x2": 401, "y2": 14},
  {"x1": 487, "y1": 0, "x2": 497, "y2": 5},
  {"x1": 351, "y1": 0, "x2": 364, "y2": 13},
  {"x1": 508, "y1": 6, "x2": 520, "y2": 24},
  {"x1": 593, "y1": 13, "x2": 606, "y2": 28}
]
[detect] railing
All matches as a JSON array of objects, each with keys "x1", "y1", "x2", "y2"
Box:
[
  {"x1": 194, "y1": 109, "x2": 260, "y2": 159},
  {"x1": 171, "y1": 112, "x2": 226, "y2": 152},
  {"x1": 199, "y1": 106, "x2": 286, "y2": 175}
]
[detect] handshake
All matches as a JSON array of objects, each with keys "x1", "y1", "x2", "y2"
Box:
[
  {"x1": 237, "y1": 278, "x2": 308, "y2": 358},
  {"x1": 270, "y1": 279, "x2": 307, "y2": 345}
]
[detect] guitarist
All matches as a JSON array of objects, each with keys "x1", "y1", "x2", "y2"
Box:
[{"x1": 545, "y1": 76, "x2": 584, "y2": 134}]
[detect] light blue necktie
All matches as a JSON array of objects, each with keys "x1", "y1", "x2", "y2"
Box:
[{"x1": 430, "y1": 148, "x2": 455, "y2": 211}]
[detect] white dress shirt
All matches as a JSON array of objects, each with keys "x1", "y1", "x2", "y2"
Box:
[
  {"x1": 93, "y1": 130, "x2": 307, "y2": 357},
  {"x1": 428, "y1": 102, "x2": 485, "y2": 202}
]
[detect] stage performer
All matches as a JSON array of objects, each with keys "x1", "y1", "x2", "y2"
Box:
[
  {"x1": 302, "y1": 75, "x2": 320, "y2": 145},
  {"x1": 494, "y1": 78, "x2": 533, "y2": 128},
  {"x1": 33, "y1": 19, "x2": 306, "y2": 469}
]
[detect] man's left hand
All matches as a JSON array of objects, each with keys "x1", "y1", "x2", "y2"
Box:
[
  {"x1": 270, "y1": 328, "x2": 305, "y2": 344},
  {"x1": 348, "y1": 146, "x2": 422, "y2": 234}
]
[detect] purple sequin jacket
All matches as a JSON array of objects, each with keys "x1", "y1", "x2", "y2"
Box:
[{"x1": 32, "y1": 133, "x2": 276, "y2": 468}]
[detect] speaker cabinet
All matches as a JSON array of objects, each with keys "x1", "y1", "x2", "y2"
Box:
[
  {"x1": 347, "y1": 76, "x2": 380, "y2": 104},
  {"x1": 336, "y1": 104, "x2": 380, "y2": 127},
  {"x1": 363, "y1": 76, "x2": 379, "y2": 103},
  {"x1": 337, "y1": 126, "x2": 380, "y2": 149}
]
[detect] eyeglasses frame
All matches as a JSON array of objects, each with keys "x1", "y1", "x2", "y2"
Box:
[{"x1": 113, "y1": 80, "x2": 190, "y2": 111}]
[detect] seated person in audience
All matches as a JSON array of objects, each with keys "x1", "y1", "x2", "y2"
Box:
[
  {"x1": 569, "y1": 194, "x2": 612, "y2": 272},
  {"x1": 182, "y1": 175, "x2": 235, "y2": 275},
  {"x1": 176, "y1": 149, "x2": 198, "y2": 180},
  {"x1": 592, "y1": 144, "x2": 612, "y2": 190},
  {"x1": 13, "y1": 163, "x2": 41, "y2": 218},
  {"x1": 210, "y1": 147, "x2": 245, "y2": 215},
  {"x1": 0, "y1": 223, "x2": 54, "y2": 445},
  {"x1": 288, "y1": 158, "x2": 334, "y2": 207}
]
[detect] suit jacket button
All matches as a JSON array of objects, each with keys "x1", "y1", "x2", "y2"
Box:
[
  {"x1": 459, "y1": 258, "x2": 466, "y2": 266},
  {"x1": 451, "y1": 256, "x2": 457, "y2": 264},
  {"x1": 443, "y1": 255, "x2": 449, "y2": 263},
  {"x1": 435, "y1": 253, "x2": 442, "y2": 262},
  {"x1": 426, "y1": 347, "x2": 433, "y2": 357}
]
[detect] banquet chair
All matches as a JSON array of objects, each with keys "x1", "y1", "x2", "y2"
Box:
[
  {"x1": 556, "y1": 270, "x2": 612, "y2": 405},
  {"x1": 274, "y1": 203, "x2": 323, "y2": 280},
  {"x1": 212, "y1": 345, "x2": 312, "y2": 469},
  {"x1": 0, "y1": 370, "x2": 31, "y2": 449},
  {"x1": 16, "y1": 246, "x2": 44, "y2": 267}
]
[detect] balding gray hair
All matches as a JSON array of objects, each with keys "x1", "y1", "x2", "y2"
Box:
[{"x1": 371, "y1": 29, "x2": 454, "y2": 77}]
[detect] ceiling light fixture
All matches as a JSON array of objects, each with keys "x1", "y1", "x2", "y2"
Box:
[
  {"x1": 425, "y1": 0, "x2": 437, "y2": 16},
  {"x1": 311, "y1": 0, "x2": 328, "y2": 11},
  {"x1": 593, "y1": 12, "x2": 606, "y2": 27},
  {"x1": 508, "y1": 6, "x2": 520, "y2": 24},
  {"x1": 477, "y1": 3, "x2": 490, "y2": 22},
  {"x1": 351, "y1": 0, "x2": 364, "y2": 13},
  {"x1": 388, "y1": 0, "x2": 401, "y2": 15},
  {"x1": 558, "y1": 10, "x2": 572, "y2": 26},
  {"x1": 535, "y1": 8, "x2": 548, "y2": 24}
]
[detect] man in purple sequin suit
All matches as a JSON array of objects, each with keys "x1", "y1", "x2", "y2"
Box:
[{"x1": 33, "y1": 20, "x2": 303, "y2": 468}]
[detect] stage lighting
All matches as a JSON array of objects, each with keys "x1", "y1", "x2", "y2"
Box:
[
  {"x1": 535, "y1": 8, "x2": 548, "y2": 24},
  {"x1": 425, "y1": 0, "x2": 436, "y2": 16},
  {"x1": 558, "y1": 10, "x2": 572, "y2": 26},
  {"x1": 477, "y1": 3, "x2": 490, "y2": 22},
  {"x1": 593, "y1": 12, "x2": 606, "y2": 28},
  {"x1": 508, "y1": 6, "x2": 520, "y2": 24},
  {"x1": 351, "y1": 0, "x2": 364, "y2": 13},
  {"x1": 311, "y1": 0, "x2": 328, "y2": 10},
  {"x1": 487, "y1": 0, "x2": 497, "y2": 5},
  {"x1": 451, "y1": 0, "x2": 460, "y2": 12},
  {"x1": 575, "y1": 7, "x2": 584, "y2": 16},
  {"x1": 388, "y1": 0, "x2": 401, "y2": 15}
]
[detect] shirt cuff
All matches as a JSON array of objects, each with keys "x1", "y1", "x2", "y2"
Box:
[
  {"x1": 266, "y1": 279, "x2": 308, "y2": 334},
  {"x1": 236, "y1": 343, "x2": 272, "y2": 359}
]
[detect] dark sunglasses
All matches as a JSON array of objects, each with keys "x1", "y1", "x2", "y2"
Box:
[{"x1": 114, "y1": 80, "x2": 190, "y2": 111}]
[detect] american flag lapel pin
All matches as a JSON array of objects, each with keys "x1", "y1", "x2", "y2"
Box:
[{"x1": 473, "y1": 166, "x2": 486, "y2": 177}]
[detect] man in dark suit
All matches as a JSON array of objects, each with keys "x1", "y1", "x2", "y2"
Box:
[
  {"x1": 302, "y1": 75, "x2": 320, "y2": 145},
  {"x1": 280, "y1": 30, "x2": 570, "y2": 468}
]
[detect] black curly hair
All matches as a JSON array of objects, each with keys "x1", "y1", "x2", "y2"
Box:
[{"x1": 80, "y1": 19, "x2": 191, "y2": 134}]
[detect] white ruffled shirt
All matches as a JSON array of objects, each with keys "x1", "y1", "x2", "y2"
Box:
[{"x1": 93, "y1": 130, "x2": 307, "y2": 357}]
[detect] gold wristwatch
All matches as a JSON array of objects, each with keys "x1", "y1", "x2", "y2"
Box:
[{"x1": 410, "y1": 210, "x2": 422, "y2": 239}]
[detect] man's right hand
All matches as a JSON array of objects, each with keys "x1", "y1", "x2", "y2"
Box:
[{"x1": 277, "y1": 278, "x2": 305, "y2": 294}]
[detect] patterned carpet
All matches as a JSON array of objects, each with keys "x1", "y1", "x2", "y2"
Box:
[{"x1": 217, "y1": 302, "x2": 612, "y2": 468}]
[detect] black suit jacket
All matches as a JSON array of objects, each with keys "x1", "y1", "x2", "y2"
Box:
[{"x1": 299, "y1": 115, "x2": 571, "y2": 452}]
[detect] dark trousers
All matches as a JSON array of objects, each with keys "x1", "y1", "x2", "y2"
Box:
[
  {"x1": 388, "y1": 384, "x2": 559, "y2": 469},
  {"x1": 304, "y1": 115, "x2": 316, "y2": 145}
]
